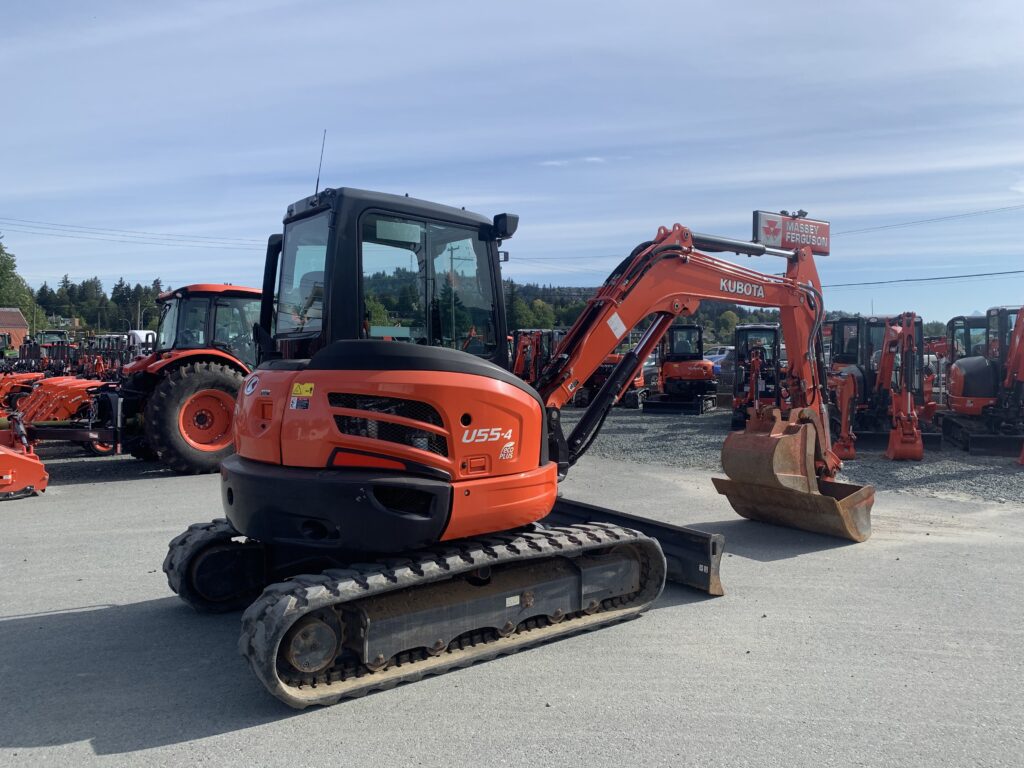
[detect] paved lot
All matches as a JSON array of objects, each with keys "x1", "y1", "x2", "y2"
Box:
[{"x1": 1, "y1": 438, "x2": 1021, "y2": 767}]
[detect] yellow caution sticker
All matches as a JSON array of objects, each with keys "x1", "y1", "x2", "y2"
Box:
[{"x1": 291, "y1": 382, "x2": 315, "y2": 397}]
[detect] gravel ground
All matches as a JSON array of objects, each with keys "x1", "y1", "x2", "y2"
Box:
[{"x1": 560, "y1": 406, "x2": 1024, "y2": 505}]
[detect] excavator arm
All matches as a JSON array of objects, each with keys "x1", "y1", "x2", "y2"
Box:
[
  {"x1": 879, "y1": 313, "x2": 924, "y2": 460},
  {"x1": 538, "y1": 224, "x2": 834, "y2": 468},
  {"x1": 537, "y1": 222, "x2": 873, "y2": 542}
]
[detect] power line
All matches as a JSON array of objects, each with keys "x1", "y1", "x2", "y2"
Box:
[
  {"x1": 0, "y1": 216, "x2": 263, "y2": 244},
  {"x1": 822, "y1": 268, "x2": 1024, "y2": 288},
  {"x1": 832, "y1": 203, "x2": 1024, "y2": 236},
  {"x1": 0, "y1": 225, "x2": 259, "y2": 251}
]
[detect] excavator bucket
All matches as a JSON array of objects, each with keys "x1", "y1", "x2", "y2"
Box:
[
  {"x1": 0, "y1": 430, "x2": 48, "y2": 500},
  {"x1": 885, "y1": 421, "x2": 924, "y2": 461},
  {"x1": 712, "y1": 409, "x2": 874, "y2": 542}
]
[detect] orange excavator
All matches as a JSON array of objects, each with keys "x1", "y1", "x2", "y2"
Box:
[
  {"x1": 832, "y1": 313, "x2": 927, "y2": 460},
  {"x1": 730, "y1": 323, "x2": 787, "y2": 430},
  {"x1": 827, "y1": 314, "x2": 938, "y2": 459},
  {"x1": 164, "y1": 189, "x2": 872, "y2": 707},
  {"x1": 642, "y1": 323, "x2": 717, "y2": 413},
  {"x1": 511, "y1": 329, "x2": 564, "y2": 385},
  {"x1": 935, "y1": 306, "x2": 1023, "y2": 457}
]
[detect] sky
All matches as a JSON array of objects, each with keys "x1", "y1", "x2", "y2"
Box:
[{"x1": 2, "y1": 0, "x2": 1023, "y2": 322}]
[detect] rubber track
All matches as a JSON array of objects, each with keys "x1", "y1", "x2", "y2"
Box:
[
  {"x1": 163, "y1": 518, "x2": 240, "y2": 609},
  {"x1": 239, "y1": 523, "x2": 667, "y2": 708}
]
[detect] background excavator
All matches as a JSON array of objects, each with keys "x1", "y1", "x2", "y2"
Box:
[
  {"x1": 730, "y1": 323, "x2": 786, "y2": 430},
  {"x1": 164, "y1": 189, "x2": 873, "y2": 708},
  {"x1": 511, "y1": 328, "x2": 564, "y2": 385},
  {"x1": 944, "y1": 314, "x2": 988, "y2": 366},
  {"x1": 826, "y1": 314, "x2": 938, "y2": 458},
  {"x1": 832, "y1": 313, "x2": 929, "y2": 460},
  {"x1": 642, "y1": 323, "x2": 717, "y2": 414},
  {"x1": 936, "y1": 306, "x2": 1023, "y2": 457}
]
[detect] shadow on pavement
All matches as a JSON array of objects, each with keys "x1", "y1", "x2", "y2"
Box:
[
  {"x1": 0, "y1": 598, "x2": 293, "y2": 755},
  {"x1": 649, "y1": 582, "x2": 720, "y2": 610},
  {"x1": 33, "y1": 446, "x2": 180, "y2": 487},
  {"x1": 695, "y1": 518, "x2": 855, "y2": 562}
]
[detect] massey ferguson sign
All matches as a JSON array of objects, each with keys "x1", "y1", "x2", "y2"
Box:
[{"x1": 753, "y1": 211, "x2": 830, "y2": 255}]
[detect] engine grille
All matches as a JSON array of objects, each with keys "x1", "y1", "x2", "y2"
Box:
[
  {"x1": 327, "y1": 393, "x2": 443, "y2": 426},
  {"x1": 329, "y1": 392, "x2": 448, "y2": 457}
]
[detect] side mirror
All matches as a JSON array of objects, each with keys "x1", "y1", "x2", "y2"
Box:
[{"x1": 492, "y1": 213, "x2": 518, "y2": 240}]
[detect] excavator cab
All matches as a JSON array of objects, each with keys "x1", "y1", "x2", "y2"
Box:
[
  {"x1": 261, "y1": 189, "x2": 512, "y2": 366},
  {"x1": 643, "y1": 324, "x2": 717, "y2": 413},
  {"x1": 946, "y1": 315, "x2": 988, "y2": 365}
]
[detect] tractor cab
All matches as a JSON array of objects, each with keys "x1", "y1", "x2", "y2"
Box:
[
  {"x1": 264, "y1": 187, "x2": 515, "y2": 366},
  {"x1": 154, "y1": 285, "x2": 261, "y2": 368}
]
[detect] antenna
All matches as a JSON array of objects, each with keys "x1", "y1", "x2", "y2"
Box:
[{"x1": 314, "y1": 129, "x2": 327, "y2": 196}]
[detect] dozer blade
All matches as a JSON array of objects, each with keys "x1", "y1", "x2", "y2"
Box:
[
  {"x1": 713, "y1": 411, "x2": 874, "y2": 542},
  {"x1": 542, "y1": 497, "x2": 724, "y2": 595},
  {"x1": 0, "y1": 434, "x2": 48, "y2": 500}
]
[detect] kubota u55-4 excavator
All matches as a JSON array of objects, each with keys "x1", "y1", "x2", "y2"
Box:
[{"x1": 164, "y1": 189, "x2": 873, "y2": 708}]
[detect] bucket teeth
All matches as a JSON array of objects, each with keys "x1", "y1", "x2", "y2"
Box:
[{"x1": 714, "y1": 409, "x2": 874, "y2": 542}]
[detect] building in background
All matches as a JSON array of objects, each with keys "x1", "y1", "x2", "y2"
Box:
[{"x1": 0, "y1": 307, "x2": 30, "y2": 347}]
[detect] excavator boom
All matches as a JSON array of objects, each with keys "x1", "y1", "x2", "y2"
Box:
[{"x1": 537, "y1": 223, "x2": 873, "y2": 541}]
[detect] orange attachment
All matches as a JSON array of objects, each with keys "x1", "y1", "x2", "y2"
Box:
[
  {"x1": 0, "y1": 427, "x2": 49, "y2": 500},
  {"x1": 16, "y1": 377, "x2": 100, "y2": 423},
  {"x1": 0, "y1": 372, "x2": 45, "y2": 407}
]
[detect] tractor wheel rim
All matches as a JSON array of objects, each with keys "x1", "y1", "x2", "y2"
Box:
[{"x1": 178, "y1": 389, "x2": 235, "y2": 451}]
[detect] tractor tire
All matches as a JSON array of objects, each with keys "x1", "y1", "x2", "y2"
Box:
[
  {"x1": 145, "y1": 362, "x2": 244, "y2": 475},
  {"x1": 130, "y1": 440, "x2": 159, "y2": 462}
]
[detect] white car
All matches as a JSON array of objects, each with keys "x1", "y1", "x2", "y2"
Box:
[{"x1": 704, "y1": 345, "x2": 734, "y2": 358}]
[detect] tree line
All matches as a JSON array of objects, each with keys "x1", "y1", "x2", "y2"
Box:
[{"x1": 0, "y1": 237, "x2": 163, "y2": 334}]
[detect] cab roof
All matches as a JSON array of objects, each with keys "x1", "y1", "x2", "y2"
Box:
[
  {"x1": 284, "y1": 186, "x2": 492, "y2": 229},
  {"x1": 158, "y1": 284, "x2": 261, "y2": 302}
]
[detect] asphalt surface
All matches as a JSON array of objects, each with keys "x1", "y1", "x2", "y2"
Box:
[{"x1": 0, "y1": 430, "x2": 1022, "y2": 767}]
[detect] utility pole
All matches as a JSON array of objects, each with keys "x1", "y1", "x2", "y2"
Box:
[
  {"x1": 447, "y1": 244, "x2": 458, "y2": 339},
  {"x1": 445, "y1": 244, "x2": 473, "y2": 346}
]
